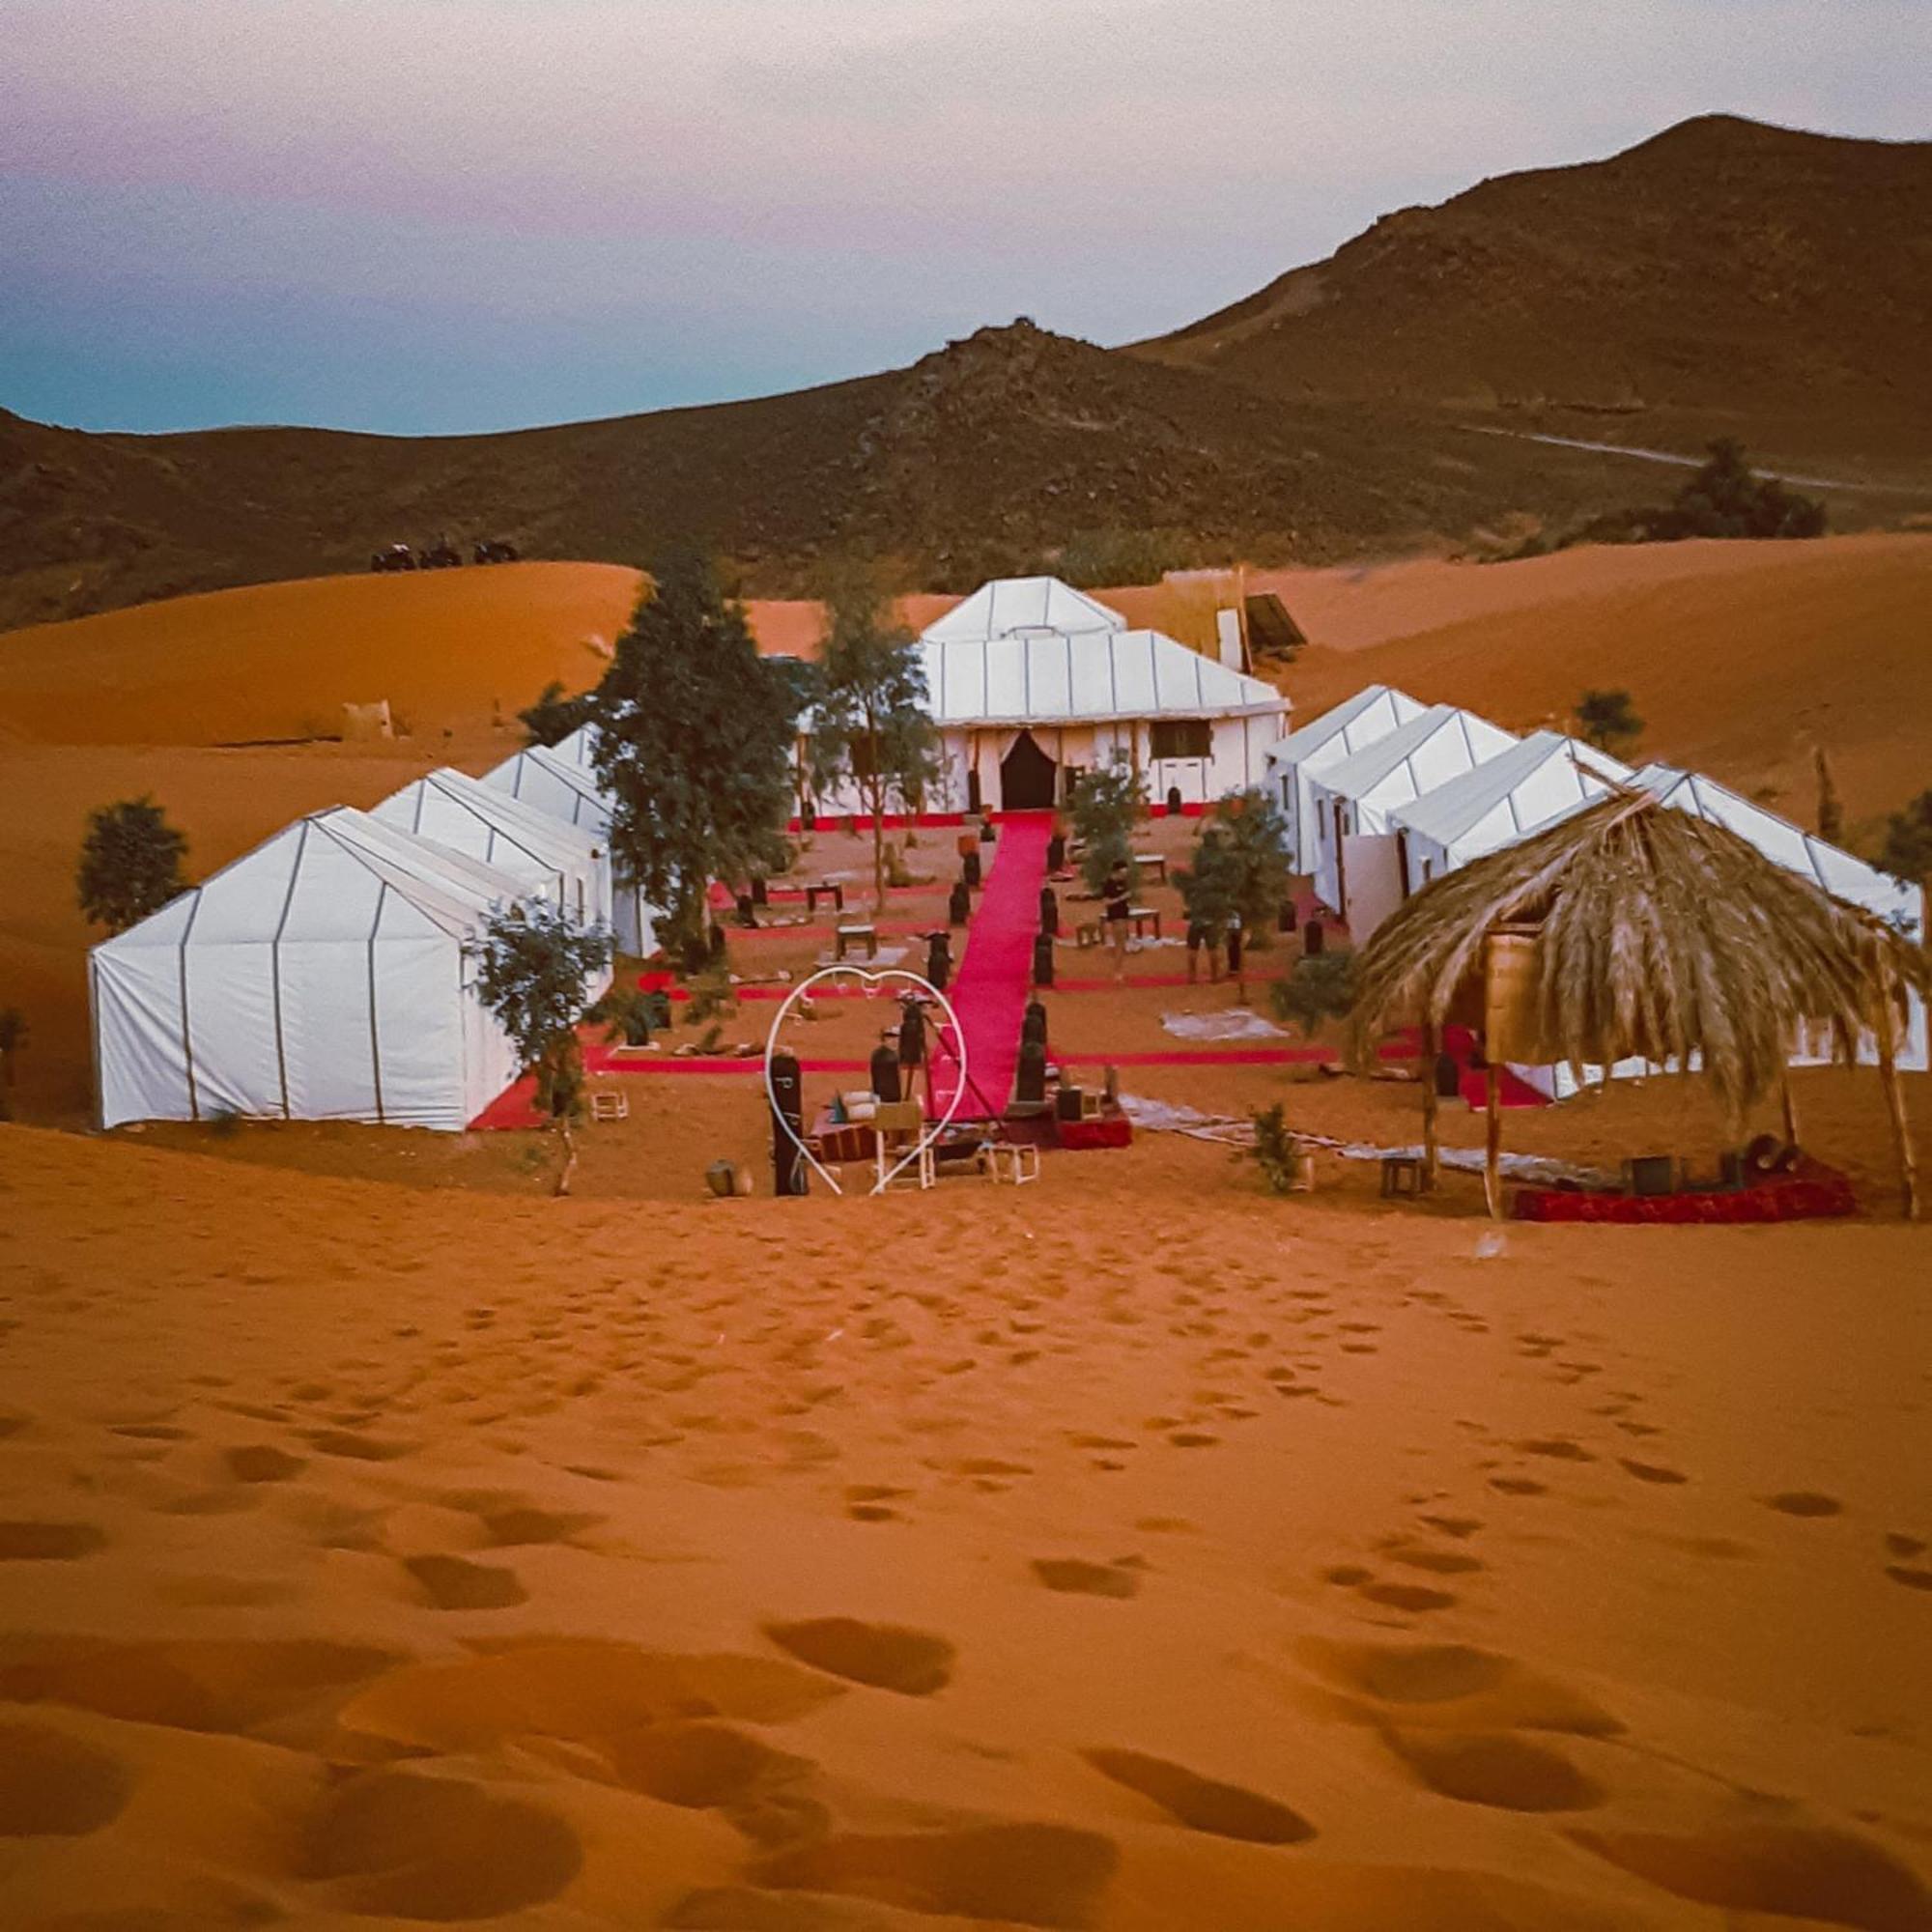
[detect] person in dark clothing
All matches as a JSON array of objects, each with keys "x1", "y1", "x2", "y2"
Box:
[
  {"x1": 1102, "y1": 861, "x2": 1132, "y2": 980},
  {"x1": 896, "y1": 997, "x2": 926, "y2": 1102}
]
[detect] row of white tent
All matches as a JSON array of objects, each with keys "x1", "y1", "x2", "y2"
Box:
[
  {"x1": 1266, "y1": 685, "x2": 1928, "y2": 1090},
  {"x1": 91, "y1": 734, "x2": 661, "y2": 1132}
]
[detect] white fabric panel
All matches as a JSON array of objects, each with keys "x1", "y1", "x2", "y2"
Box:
[
  {"x1": 983, "y1": 637, "x2": 1028, "y2": 719},
  {"x1": 921, "y1": 576, "x2": 1124, "y2": 644},
  {"x1": 1343, "y1": 834, "x2": 1406, "y2": 943},
  {"x1": 1068, "y1": 639, "x2": 1114, "y2": 718},
  {"x1": 1153, "y1": 639, "x2": 1205, "y2": 711},
  {"x1": 277, "y1": 937, "x2": 381, "y2": 1121},
  {"x1": 93, "y1": 949, "x2": 190, "y2": 1128},
  {"x1": 370, "y1": 927, "x2": 466, "y2": 1128},
  {"x1": 1027, "y1": 635, "x2": 1073, "y2": 718},
  {"x1": 1110, "y1": 634, "x2": 1157, "y2": 715},
  {"x1": 182, "y1": 941, "x2": 282, "y2": 1119}
]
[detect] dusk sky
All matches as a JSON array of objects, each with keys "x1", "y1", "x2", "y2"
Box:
[{"x1": 5, "y1": 1, "x2": 1926, "y2": 438}]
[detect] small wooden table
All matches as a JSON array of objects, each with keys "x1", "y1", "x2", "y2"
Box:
[
  {"x1": 1127, "y1": 906, "x2": 1161, "y2": 940},
  {"x1": 1133, "y1": 852, "x2": 1168, "y2": 886},
  {"x1": 1380, "y1": 1154, "x2": 1426, "y2": 1199},
  {"x1": 835, "y1": 923, "x2": 878, "y2": 960},
  {"x1": 805, "y1": 880, "x2": 846, "y2": 915},
  {"x1": 980, "y1": 1142, "x2": 1039, "y2": 1185}
]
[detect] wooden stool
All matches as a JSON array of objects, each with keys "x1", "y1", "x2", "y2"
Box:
[
  {"x1": 589, "y1": 1089, "x2": 629, "y2": 1122},
  {"x1": 1127, "y1": 906, "x2": 1161, "y2": 940},
  {"x1": 805, "y1": 880, "x2": 845, "y2": 915},
  {"x1": 980, "y1": 1142, "x2": 1039, "y2": 1185},
  {"x1": 1074, "y1": 921, "x2": 1103, "y2": 949},
  {"x1": 836, "y1": 923, "x2": 878, "y2": 960},
  {"x1": 1380, "y1": 1154, "x2": 1425, "y2": 1199}
]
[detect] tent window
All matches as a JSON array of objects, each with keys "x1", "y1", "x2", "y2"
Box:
[{"x1": 1151, "y1": 721, "x2": 1211, "y2": 760}]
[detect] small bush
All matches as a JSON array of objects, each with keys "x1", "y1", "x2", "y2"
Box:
[
  {"x1": 1575, "y1": 689, "x2": 1643, "y2": 755},
  {"x1": 77, "y1": 797, "x2": 189, "y2": 935},
  {"x1": 1271, "y1": 950, "x2": 1358, "y2": 1039},
  {"x1": 1244, "y1": 1102, "x2": 1305, "y2": 1196}
]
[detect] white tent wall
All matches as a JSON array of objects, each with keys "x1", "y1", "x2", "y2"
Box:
[
  {"x1": 479, "y1": 745, "x2": 658, "y2": 957},
  {"x1": 1306, "y1": 707, "x2": 1518, "y2": 913},
  {"x1": 920, "y1": 576, "x2": 1125, "y2": 644},
  {"x1": 90, "y1": 810, "x2": 570, "y2": 1133},
  {"x1": 1264, "y1": 685, "x2": 1429, "y2": 875},
  {"x1": 1390, "y1": 732, "x2": 1633, "y2": 890},
  {"x1": 372, "y1": 767, "x2": 613, "y2": 935}
]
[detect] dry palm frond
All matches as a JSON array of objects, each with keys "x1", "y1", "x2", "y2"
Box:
[{"x1": 1352, "y1": 790, "x2": 1926, "y2": 1121}]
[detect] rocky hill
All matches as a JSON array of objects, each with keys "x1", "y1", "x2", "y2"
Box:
[
  {"x1": 5, "y1": 117, "x2": 1927, "y2": 635},
  {"x1": 1134, "y1": 116, "x2": 1932, "y2": 469}
]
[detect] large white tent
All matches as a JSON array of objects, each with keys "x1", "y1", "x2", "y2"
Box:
[
  {"x1": 480, "y1": 740, "x2": 658, "y2": 955},
  {"x1": 1264, "y1": 684, "x2": 1429, "y2": 874},
  {"x1": 1306, "y1": 704, "x2": 1518, "y2": 917},
  {"x1": 90, "y1": 808, "x2": 582, "y2": 1132},
  {"x1": 921, "y1": 575, "x2": 1124, "y2": 643},
  {"x1": 808, "y1": 579, "x2": 1290, "y2": 816},
  {"x1": 1389, "y1": 731, "x2": 1632, "y2": 890},
  {"x1": 371, "y1": 767, "x2": 613, "y2": 933}
]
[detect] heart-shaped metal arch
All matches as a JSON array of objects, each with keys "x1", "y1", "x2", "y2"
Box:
[{"x1": 762, "y1": 965, "x2": 970, "y2": 1196}]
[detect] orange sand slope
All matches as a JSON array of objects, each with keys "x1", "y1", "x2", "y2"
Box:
[
  {"x1": 1, "y1": 1119, "x2": 1929, "y2": 1930},
  {"x1": 1269, "y1": 533, "x2": 1932, "y2": 830}
]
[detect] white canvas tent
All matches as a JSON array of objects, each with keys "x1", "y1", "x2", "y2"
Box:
[
  {"x1": 372, "y1": 767, "x2": 613, "y2": 934},
  {"x1": 921, "y1": 575, "x2": 1125, "y2": 643},
  {"x1": 1264, "y1": 684, "x2": 1429, "y2": 874},
  {"x1": 90, "y1": 808, "x2": 587, "y2": 1132},
  {"x1": 809, "y1": 579, "x2": 1290, "y2": 815},
  {"x1": 1306, "y1": 705, "x2": 1518, "y2": 916},
  {"x1": 1389, "y1": 731, "x2": 1632, "y2": 890},
  {"x1": 480, "y1": 741, "x2": 659, "y2": 956}
]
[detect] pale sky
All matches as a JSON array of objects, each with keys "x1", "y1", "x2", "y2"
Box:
[{"x1": 3, "y1": 0, "x2": 1925, "y2": 434}]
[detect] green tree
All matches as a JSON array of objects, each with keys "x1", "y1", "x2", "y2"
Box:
[
  {"x1": 468, "y1": 900, "x2": 612, "y2": 1196},
  {"x1": 1877, "y1": 790, "x2": 1932, "y2": 892},
  {"x1": 1216, "y1": 787, "x2": 1295, "y2": 947},
  {"x1": 77, "y1": 797, "x2": 188, "y2": 934},
  {"x1": 1575, "y1": 689, "x2": 1644, "y2": 755},
  {"x1": 1659, "y1": 439, "x2": 1827, "y2": 541},
  {"x1": 518, "y1": 680, "x2": 596, "y2": 748},
  {"x1": 1271, "y1": 950, "x2": 1358, "y2": 1039},
  {"x1": 809, "y1": 562, "x2": 944, "y2": 908},
  {"x1": 1176, "y1": 822, "x2": 1240, "y2": 987},
  {"x1": 1067, "y1": 751, "x2": 1148, "y2": 897},
  {"x1": 590, "y1": 548, "x2": 808, "y2": 956},
  {"x1": 0, "y1": 1008, "x2": 24, "y2": 1122}
]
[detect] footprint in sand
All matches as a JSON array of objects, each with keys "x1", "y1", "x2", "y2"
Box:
[
  {"x1": 1033, "y1": 1559, "x2": 1141, "y2": 1601},
  {"x1": 0, "y1": 1520, "x2": 106, "y2": 1560},
  {"x1": 1764, "y1": 1492, "x2": 1844, "y2": 1519},
  {"x1": 1418, "y1": 1516, "x2": 1483, "y2": 1540},
  {"x1": 764, "y1": 1618, "x2": 954, "y2": 1696},
  {"x1": 1083, "y1": 1747, "x2": 1314, "y2": 1844},
  {"x1": 1384, "y1": 1544, "x2": 1485, "y2": 1577},
  {"x1": 304, "y1": 1430, "x2": 415, "y2": 1463},
  {"x1": 1516, "y1": 1438, "x2": 1598, "y2": 1463},
  {"x1": 1571, "y1": 1821, "x2": 1932, "y2": 1932},
  {"x1": 225, "y1": 1444, "x2": 307, "y2": 1484},
  {"x1": 1297, "y1": 1638, "x2": 1624, "y2": 1738},
  {"x1": 1490, "y1": 1477, "x2": 1548, "y2": 1497},
  {"x1": 1884, "y1": 1566, "x2": 1932, "y2": 1592},
  {"x1": 1356, "y1": 1580, "x2": 1459, "y2": 1614},
  {"x1": 0, "y1": 1721, "x2": 132, "y2": 1836},
  {"x1": 298, "y1": 1767, "x2": 582, "y2": 1919},
  {"x1": 1385, "y1": 1728, "x2": 1604, "y2": 1812},
  {"x1": 1619, "y1": 1459, "x2": 1689, "y2": 1485},
  {"x1": 746, "y1": 1821, "x2": 1118, "y2": 1928},
  {"x1": 403, "y1": 1554, "x2": 527, "y2": 1611}
]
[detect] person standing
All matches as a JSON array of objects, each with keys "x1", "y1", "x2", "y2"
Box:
[{"x1": 1103, "y1": 859, "x2": 1132, "y2": 981}]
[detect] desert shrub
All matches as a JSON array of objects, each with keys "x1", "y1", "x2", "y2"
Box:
[
  {"x1": 518, "y1": 680, "x2": 596, "y2": 748},
  {"x1": 76, "y1": 797, "x2": 189, "y2": 934},
  {"x1": 1271, "y1": 950, "x2": 1358, "y2": 1039},
  {"x1": 1054, "y1": 527, "x2": 1199, "y2": 589},
  {"x1": 1877, "y1": 790, "x2": 1932, "y2": 888},
  {"x1": 1575, "y1": 689, "x2": 1643, "y2": 755},
  {"x1": 1244, "y1": 1102, "x2": 1304, "y2": 1196},
  {"x1": 1067, "y1": 752, "x2": 1149, "y2": 896},
  {"x1": 593, "y1": 984, "x2": 669, "y2": 1046}
]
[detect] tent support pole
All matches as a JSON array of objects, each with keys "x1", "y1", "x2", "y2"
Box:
[
  {"x1": 1483, "y1": 1064, "x2": 1503, "y2": 1220},
  {"x1": 1420, "y1": 1018, "x2": 1441, "y2": 1192},
  {"x1": 1779, "y1": 1072, "x2": 1800, "y2": 1149}
]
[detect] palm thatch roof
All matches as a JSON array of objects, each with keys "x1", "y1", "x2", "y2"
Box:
[{"x1": 1352, "y1": 789, "x2": 1927, "y2": 1119}]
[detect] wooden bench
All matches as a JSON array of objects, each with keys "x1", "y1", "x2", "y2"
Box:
[
  {"x1": 1132, "y1": 852, "x2": 1169, "y2": 886},
  {"x1": 805, "y1": 880, "x2": 846, "y2": 915},
  {"x1": 1127, "y1": 906, "x2": 1161, "y2": 941},
  {"x1": 835, "y1": 923, "x2": 879, "y2": 960}
]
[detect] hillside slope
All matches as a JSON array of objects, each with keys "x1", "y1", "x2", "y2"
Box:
[{"x1": 1137, "y1": 117, "x2": 1932, "y2": 472}]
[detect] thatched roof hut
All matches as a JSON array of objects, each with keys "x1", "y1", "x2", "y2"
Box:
[{"x1": 1351, "y1": 790, "x2": 1927, "y2": 1216}]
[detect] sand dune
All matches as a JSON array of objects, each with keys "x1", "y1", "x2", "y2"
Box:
[{"x1": 1, "y1": 1118, "x2": 1928, "y2": 1928}]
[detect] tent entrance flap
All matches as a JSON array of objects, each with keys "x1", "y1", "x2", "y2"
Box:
[{"x1": 999, "y1": 730, "x2": 1058, "y2": 810}]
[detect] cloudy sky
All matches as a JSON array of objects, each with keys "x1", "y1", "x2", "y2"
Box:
[{"x1": 3, "y1": 1, "x2": 1924, "y2": 436}]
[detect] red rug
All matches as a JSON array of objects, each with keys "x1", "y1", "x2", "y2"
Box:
[
  {"x1": 930, "y1": 814, "x2": 1054, "y2": 1121},
  {"x1": 1515, "y1": 1162, "x2": 1857, "y2": 1223}
]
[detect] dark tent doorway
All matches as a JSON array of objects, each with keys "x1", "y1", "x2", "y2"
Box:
[{"x1": 999, "y1": 731, "x2": 1058, "y2": 810}]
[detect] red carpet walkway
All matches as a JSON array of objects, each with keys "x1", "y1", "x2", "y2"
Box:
[{"x1": 930, "y1": 814, "x2": 1053, "y2": 1122}]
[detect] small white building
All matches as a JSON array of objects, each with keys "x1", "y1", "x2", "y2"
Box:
[
  {"x1": 1305, "y1": 704, "x2": 1519, "y2": 920},
  {"x1": 807, "y1": 577, "x2": 1290, "y2": 817},
  {"x1": 1264, "y1": 684, "x2": 1429, "y2": 875},
  {"x1": 1388, "y1": 731, "x2": 1633, "y2": 892},
  {"x1": 90, "y1": 809, "x2": 582, "y2": 1132},
  {"x1": 480, "y1": 737, "x2": 659, "y2": 956}
]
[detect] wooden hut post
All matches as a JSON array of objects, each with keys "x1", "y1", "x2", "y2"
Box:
[
  {"x1": 1875, "y1": 958, "x2": 1918, "y2": 1221},
  {"x1": 1420, "y1": 1017, "x2": 1441, "y2": 1192},
  {"x1": 1483, "y1": 1065, "x2": 1503, "y2": 1220},
  {"x1": 1779, "y1": 1071, "x2": 1801, "y2": 1149}
]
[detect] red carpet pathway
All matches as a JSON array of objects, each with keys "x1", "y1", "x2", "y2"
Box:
[{"x1": 929, "y1": 813, "x2": 1053, "y2": 1121}]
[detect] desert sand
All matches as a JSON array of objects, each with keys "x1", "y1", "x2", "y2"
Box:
[{"x1": 2, "y1": 544, "x2": 1930, "y2": 1925}]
